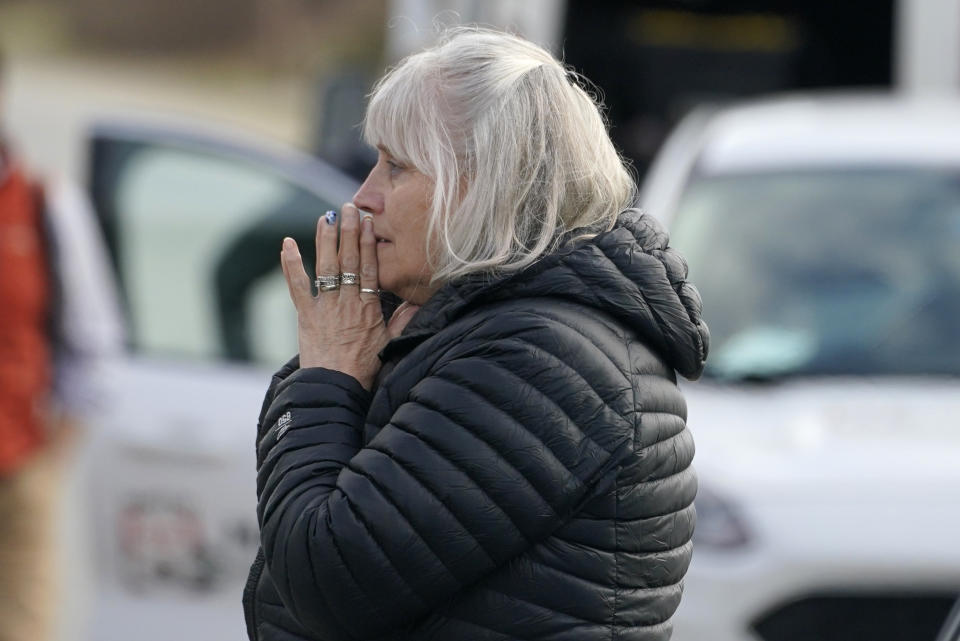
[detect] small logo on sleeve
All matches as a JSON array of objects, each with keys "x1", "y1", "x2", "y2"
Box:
[{"x1": 276, "y1": 411, "x2": 293, "y2": 440}]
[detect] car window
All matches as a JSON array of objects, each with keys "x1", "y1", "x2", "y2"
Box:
[
  {"x1": 111, "y1": 144, "x2": 331, "y2": 365},
  {"x1": 670, "y1": 167, "x2": 960, "y2": 379}
]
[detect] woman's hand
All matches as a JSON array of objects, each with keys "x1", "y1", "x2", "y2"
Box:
[{"x1": 280, "y1": 203, "x2": 418, "y2": 390}]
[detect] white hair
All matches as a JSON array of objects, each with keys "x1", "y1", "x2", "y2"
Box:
[{"x1": 363, "y1": 27, "x2": 636, "y2": 284}]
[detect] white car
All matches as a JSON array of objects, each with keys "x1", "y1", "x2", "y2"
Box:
[
  {"x1": 640, "y1": 93, "x2": 960, "y2": 641},
  {"x1": 76, "y1": 120, "x2": 359, "y2": 641}
]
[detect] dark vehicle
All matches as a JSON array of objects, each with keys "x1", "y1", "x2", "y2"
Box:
[{"x1": 561, "y1": 0, "x2": 895, "y2": 174}]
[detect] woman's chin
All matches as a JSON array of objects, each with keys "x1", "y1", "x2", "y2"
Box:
[{"x1": 377, "y1": 275, "x2": 397, "y2": 294}]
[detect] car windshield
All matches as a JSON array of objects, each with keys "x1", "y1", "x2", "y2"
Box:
[{"x1": 670, "y1": 167, "x2": 960, "y2": 380}]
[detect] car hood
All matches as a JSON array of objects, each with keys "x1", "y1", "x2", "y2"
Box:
[{"x1": 683, "y1": 377, "x2": 960, "y2": 503}]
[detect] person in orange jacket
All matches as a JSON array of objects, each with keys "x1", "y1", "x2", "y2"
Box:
[{"x1": 0, "y1": 47, "x2": 123, "y2": 641}]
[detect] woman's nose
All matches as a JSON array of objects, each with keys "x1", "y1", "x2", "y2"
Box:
[{"x1": 353, "y1": 171, "x2": 383, "y2": 215}]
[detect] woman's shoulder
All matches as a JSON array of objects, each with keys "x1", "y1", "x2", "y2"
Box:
[
  {"x1": 411, "y1": 296, "x2": 685, "y2": 450},
  {"x1": 454, "y1": 295, "x2": 622, "y2": 339},
  {"x1": 441, "y1": 296, "x2": 675, "y2": 380}
]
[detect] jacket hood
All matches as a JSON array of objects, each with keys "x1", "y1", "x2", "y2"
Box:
[{"x1": 394, "y1": 209, "x2": 710, "y2": 380}]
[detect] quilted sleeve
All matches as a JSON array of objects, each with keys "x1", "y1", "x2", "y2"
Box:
[{"x1": 256, "y1": 314, "x2": 636, "y2": 640}]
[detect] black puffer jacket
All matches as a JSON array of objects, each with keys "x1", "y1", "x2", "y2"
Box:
[{"x1": 244, "y1": 209, "x2": 709, "y2": 641}]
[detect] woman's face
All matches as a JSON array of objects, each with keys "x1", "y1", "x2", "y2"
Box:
[{"x1": 353, "y1": 146, "x2": 438, "y2": 304}]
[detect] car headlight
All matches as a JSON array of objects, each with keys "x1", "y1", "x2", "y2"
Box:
[{"x1": 694, "y1": 484, "x2": 752, "y2": 549}]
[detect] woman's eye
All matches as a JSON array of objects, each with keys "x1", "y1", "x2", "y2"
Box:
[{"x1": 386, "y1": 160, "x2": 404, "y2": 175}]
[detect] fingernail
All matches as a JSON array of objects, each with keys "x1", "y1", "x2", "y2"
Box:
[
  {"x1": 282, "y1": 237, "x2": 294, "y2": 250},
  {"x1": 324, "y1": 210, "x2": 337, "y2": 225},
  {"x1": 362, "y1": 216, "x2": 373, "y2": 232}
]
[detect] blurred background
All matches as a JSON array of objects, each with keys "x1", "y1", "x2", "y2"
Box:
[{"x1": 1, "y1": 1, "x2": 958, "y2": 641}]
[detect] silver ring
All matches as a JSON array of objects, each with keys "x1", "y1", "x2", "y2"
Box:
[
  {"x1": 359, "y1": 287, "x2": 380, "y2": 296},
  {"x1": 339, "y1": 272, "x2": 360, "y2": 286},
  {"x1": 315, "y1": 274, "x2": 340, "y2": 292}
]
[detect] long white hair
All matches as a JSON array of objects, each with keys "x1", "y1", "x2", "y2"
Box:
[{"x1": 362, "y1": 27, "x2": 636, "y2": 283}]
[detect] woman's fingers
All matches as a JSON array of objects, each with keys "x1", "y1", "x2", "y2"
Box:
[
  {"x1": 358, "y1": 211, "x2": 380, "y2": 302},
  {"x1": 281, "y1": 237, "x2": 312, "y2": 308},
  {"x1": 316, "y1": 209, "x2": 340, "y2": 294},
  {"x1": 337, "y1": 203, "x2": 362, "y2": 301}
]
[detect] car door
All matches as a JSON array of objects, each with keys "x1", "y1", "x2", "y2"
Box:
[{"x1": 80, "y1": 121, "x2": 359, "y2": 641}]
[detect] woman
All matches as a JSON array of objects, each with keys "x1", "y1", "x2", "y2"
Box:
[{"x1": 244, "y1": 28, "x2": 708, "y2": 641}]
